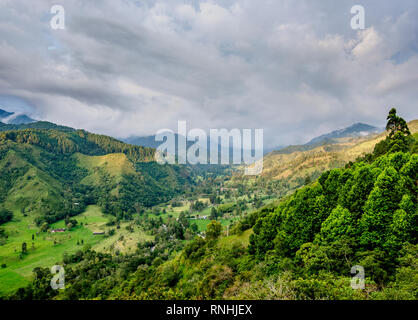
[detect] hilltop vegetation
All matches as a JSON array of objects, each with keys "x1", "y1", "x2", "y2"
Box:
[
  {"x1": 0, "y1": 121, "x2": 74, "y2": 133},
  {"x1": 0, "y1": 128, "x2": 155, "y2": 161}
]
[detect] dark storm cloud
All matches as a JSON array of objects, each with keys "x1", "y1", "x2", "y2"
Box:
[{"x1": 0, "y1": 0, "x2": 417, "y2": 145}]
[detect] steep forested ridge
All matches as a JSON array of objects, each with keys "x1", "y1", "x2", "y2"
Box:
[
  {"x1": 0, "y1": 121, "x2": 74, "y2": 132},
  {"x1": 0, "y1": 128, "x2": 155, "y2": 160}
]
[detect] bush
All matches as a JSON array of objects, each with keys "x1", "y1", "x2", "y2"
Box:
[
  {"x1": 0, "y1": 208, "x2": 13, "y2": 225},
  {"x1": 206, "y1": 221, "x2": 222, "y2": 240}
]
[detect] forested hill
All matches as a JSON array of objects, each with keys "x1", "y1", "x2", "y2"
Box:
[
  {"x1": 0, "y1": 126, "x2": 192, "y2": 226},
  {"x1": 0, "y1": 127, "x2": 155, "y2": 161},
  {"x1": 0, "y1": 120, "x2": 75, "y2": 133}
]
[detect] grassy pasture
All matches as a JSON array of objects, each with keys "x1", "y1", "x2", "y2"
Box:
[{"x1": 0, "y1": 205, "x2": 151, "y2": 295}]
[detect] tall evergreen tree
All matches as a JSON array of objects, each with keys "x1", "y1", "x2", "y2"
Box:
[{"x1": 386, "y1": 108, "x2": 411, "y2": 138}]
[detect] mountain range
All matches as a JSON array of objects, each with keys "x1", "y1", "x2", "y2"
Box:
[
  {"x1": 123, "y1": 123, "x2": 382, "y2": 157},
  {"x1": 305, "y1": 122, "x2": 382, "y2": 145},
  {"x1": 259, "y1": 119, "x2": 418, "y2": 193},
  {"x1": 0, "y1": 107, "x2": 384, "y2": 157},
  {"x1": 1, "y1": 106, "x2": 416, "y2": 204}
]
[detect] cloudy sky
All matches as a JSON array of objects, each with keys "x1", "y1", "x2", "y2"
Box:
[{"x1": 0, "y1": 0, "x2": 417, "y2": 147}]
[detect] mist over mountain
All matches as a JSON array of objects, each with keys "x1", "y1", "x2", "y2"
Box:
[
  {"x1": 123, "y1": 132, "x2": 263, "y2": 164},
  {"x1": 0, "y1": 109, "x2": 13, "y2": 119},
  {"x1": 306, "y1": 123, "x2": 382, "y2": 146},
  {"x1": 0, "y1": 106, "x2": 383, "y2": 161},
  {"x1": 124, "y1": 123, "x2": 382, "y2": 157},
  {"x1": 0, "y1": 108, "x2": 35, "y2": 125}
]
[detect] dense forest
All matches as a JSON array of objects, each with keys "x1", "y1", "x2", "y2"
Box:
[
  {"x1": 0, "y1": 121, "x2": 75, "y2": 133},
  {"x1": 0, "y1": 129, "x2": 155, "y2": 161},
  {"x1": 6, "y1": 109, "x2": 417, "y2": 300}
]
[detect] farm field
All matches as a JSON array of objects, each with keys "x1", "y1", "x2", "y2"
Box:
[
  {"x1": 0, "y1": 205, "x2": 151, "y2": 295},
  {"x1": 145, "y1": 191, "x2": 280, "y2": 234},
  {"x1": 192, "y1": 217, "x2": 240, "y2": 233}
]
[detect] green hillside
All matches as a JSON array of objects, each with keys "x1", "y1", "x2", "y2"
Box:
[
  {"x1": 0, "y1": 127, "x2": 193, "y2": 224},
  {"x1": 102, "y1": 151, "x2": 416, "y2": 300},
  {"x1": 4, "y1": 109, "x2": 416, "y2": 300},
  {"x1": 0, "y1": 126, "x2": 196, "y2": 295}
]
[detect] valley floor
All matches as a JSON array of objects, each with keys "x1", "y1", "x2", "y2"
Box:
[{"x1": 0, "y1": 205, "x2": 151, "y2": 295}]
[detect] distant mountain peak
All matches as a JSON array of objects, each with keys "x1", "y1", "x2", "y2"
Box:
[
  {"x1": 0, "y1": 107, "x2": 36, "y2": 124},
  {"x1": 306, "y1": 122, "x2": 381, "y2": 146},
  {"x1": 0, "y1": 108, "x2": 14, "y2": 119}
]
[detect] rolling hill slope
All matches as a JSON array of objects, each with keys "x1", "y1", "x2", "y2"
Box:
[{"x1": 259, "y1": 120, "x2": 418, "y2": 188}]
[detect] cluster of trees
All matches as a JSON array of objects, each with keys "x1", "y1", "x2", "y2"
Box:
[
  {"x1": 64, "y1": 216, "x2": 78, "y2": 230},
  {"x1": 249, "y1": 150, "x2": 416, "y2": 259},
  {"x1": 33, "y1": 200, "x2": 87, "y2": 226},
  {"x1": 0, "y1": 120, "x2": 74, "y2": 133},
  {"x1": 11, "y1": 250, "x2": 121, "y2": 300},
  {"x1": 79, "y1": 130, "x2": 155, "y2": 162},
  {"x1": 135, "y1": 210, "x2": 199, "y2": 242},
  {"x1": 209, "y1": 194, "x2": 222, "y2": 205},
  {"x1": 358, "y1": 108, "x2": 416, "y2": 162},
  {"x1": 94, "y1": 163, "x2": 193, "y2": 220},
  {"x1": 0, "y1": 207, "x2": 13, "y2": 225},
  {"x1": 190, "y1": 200, "x2": 207, "y2": 212},
  {"x1": 0, "y1": 227, "x2": 8, "y2": 246}
]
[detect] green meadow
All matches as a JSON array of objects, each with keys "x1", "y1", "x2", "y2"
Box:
[
  {"x1": 192, "y1": 218, "x2": 237, "y2": 233},
  {"x1": 148, "y1": 197, "x2": 242, "y2": 233},
  {"x1": 0, "y1": 205, "x2": 150, "y2": 295},
  {"x1": 0, "y1": 195, "x2": 271, "y2": 295}
]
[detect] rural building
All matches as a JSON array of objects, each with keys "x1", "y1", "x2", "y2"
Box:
[{"x1": 50, "y1": 228, "x2": 66, "y2": 233}]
